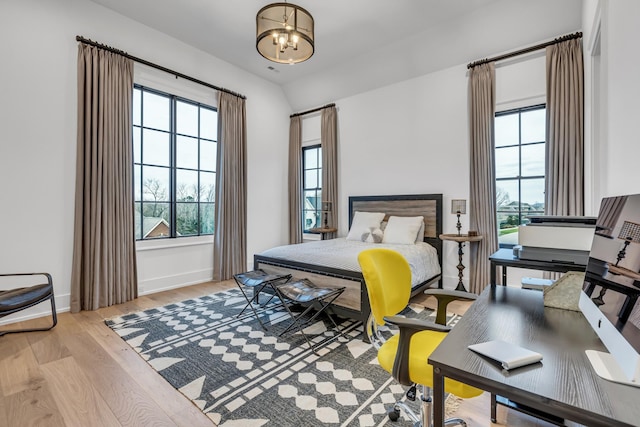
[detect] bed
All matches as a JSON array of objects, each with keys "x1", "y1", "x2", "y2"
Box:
[{"x1": 253, "y1": 194, "x2": 443, "y2": 325}]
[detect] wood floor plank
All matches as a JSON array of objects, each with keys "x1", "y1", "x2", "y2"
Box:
[
  {"x1": 58, "y1": 329, "x2": 179, "y2": 427},
  {"x1": 4, "y1": 378, "x2": 66, "y2": 427},
  {"x1": 39, "y1": 356, "x2": 121, "y2": 427},
  {"x1": 0, "y1": 334, "x2": 44, "y2": 397}
]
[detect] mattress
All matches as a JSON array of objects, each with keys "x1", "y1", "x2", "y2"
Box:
[{"x1": 258, "y1": 238, "x2": 441, "y2": 287}]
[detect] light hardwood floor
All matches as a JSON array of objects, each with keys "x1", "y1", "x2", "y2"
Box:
[{"x1": 0, "y1": 280, "x2": 557, "y2": 427}]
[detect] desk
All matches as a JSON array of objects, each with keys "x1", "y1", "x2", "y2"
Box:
[
  {"x1": 439, "y1": 233, "x2": 483, "y2": 292},
  {"x1": 489, "y1": 248, "x2": 587, "y2": 285},
  {"x1": 428, "y1": 285, "x2": 640, "y2": 427}
]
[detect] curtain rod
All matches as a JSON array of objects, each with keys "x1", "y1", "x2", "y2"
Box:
[
  {"x1": 290, "y1": 103, "x2": 335, "y2": 118},
  {"x1": 467, "y1": 31, "x2": 582, "y2": 69},
  {"x1": 76, "y1": 36, "x2": 247, "y2": 100}
]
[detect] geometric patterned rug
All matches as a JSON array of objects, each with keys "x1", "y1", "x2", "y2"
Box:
[{"x1": 105, "y1": 288, "x2": 461, "y2": 426}]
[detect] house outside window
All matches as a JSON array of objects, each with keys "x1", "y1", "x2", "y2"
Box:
[
  {"x1": 133, "y1": 85, "x2": 217, "y2": 240},
  {"x1": 302, "y1": 145, "x2": 322, "y2": 233},
  {"x1": 495, "y1": 104, "x2": 546, "y2": 246}
]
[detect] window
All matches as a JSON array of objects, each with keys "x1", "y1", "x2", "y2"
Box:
[
  {"x1": 495, "y1": 105, "x2": 546, "y2": 246},
  {"x1": 133, "y1": 85, "x2": 217, "y2": 240},
  {"x1": 302, "y1": 145, "x2": 322, "y2": 233}
]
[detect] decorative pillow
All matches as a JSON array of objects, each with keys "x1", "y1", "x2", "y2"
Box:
[
  {"x1": 361, "y1": 227, "x2": 384, "y2": 243},
  {"x1": 382, "y1": 216, "x2": 424, "y2": 245},
  {"x1": 346, "y1": 211, "x2": 386, "y2": 241}
]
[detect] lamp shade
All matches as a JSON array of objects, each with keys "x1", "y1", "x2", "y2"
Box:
[
  {"x1": 618, "y1": 220, "x2": 640, "y2": 243},
  {"x1": 451, "y1": 199, "x2": 467, "y2": 215},
  {"x1": 256, "y1": 3, "x2": 314, "y2": 64}
]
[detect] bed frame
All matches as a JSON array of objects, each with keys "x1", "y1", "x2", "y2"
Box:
[{"x1": 253, "y1": 193, "x2": 443, "y2": 325}]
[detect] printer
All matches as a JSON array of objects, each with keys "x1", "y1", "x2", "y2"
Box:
[{"x1": 515, "y1": 216, "x2": 597, "y2": 265}]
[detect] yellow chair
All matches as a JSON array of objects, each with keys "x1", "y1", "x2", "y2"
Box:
[{"x1": 358, "y1": 248, "x2": 482, "y2": 426}]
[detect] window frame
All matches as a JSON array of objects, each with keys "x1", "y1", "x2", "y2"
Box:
[
  {"x1": 495, "y1": 103, "x2": 546, "y2": 248},
  {"x1": 302, "y1": 144, "x2": 322, "y2": 234},
  {"x1": 133, "y1": 84, "x2": 218, "y2": 241}
]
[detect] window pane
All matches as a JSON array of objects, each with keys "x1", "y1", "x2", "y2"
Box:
[
  {"x1": 176, "y1": 203, "x2": 198, "y2": 236},
  {"x1": 305, "y1": 148, "x2": 318, "y2": 168},
  {"x1": 521, "y1": 178, "x2": 545, "y2": 220},
  {"x1": 496, "y1": 180, "x2": 519, "y2": 212},
  {"x1": 303, "y1": 209, "x2": 320, "y2": 230},
  {"x1": 133, "y1": 88, "x2": 141, "y2": 127},
  {"x1": 133, "y1": 127, "x2": 141, "y2": 163},
  {"x1": 200, "y1": 140, "x2": 216, "y2": 172},
  {"x1": 304, "y1": 170, "x2": 318, "y2": 189},
  {"x1": 521, "y1": 143, "x2": 545, "y2": 176},
  {"x1": 495, "y1": 146, "x2": 519, "y2": 179},
  {"x1": 495, "y1": 114, "x2": 519, "y2": 147},
  {"x1": 304, "y1": 190, "x2": 319, "y2": 210},
  {"x1": 521, "y1": 109, "x2": 545, "y2": 143},
  {"x1": 176, "y1": 169, "x2": 199, "y2": 202},
  {"x1": 134, "y1": 164, "x2": 141, "y2": 201},
  {"x1": 142, "y1": 92, "x2": 170, "y2": 131},
  {"x1": 201, "y1": 108, "x2": 217, "y2": 141},
  {"x1": 200, "y1": 172, "x2": 216, "y2": 202},
  {"x1": 142, "y1": 166, "x2": 170, "y2": 202},
  {"x1": 176, "y1": 101, "x2": 198, "y2": 137},
  {"x1": 200, "y1": 203, "x2": 215, "y2": 234},
  {"x1": 176, "y1": 135, "x2": 198, "y2": 169},
  {"x1": 141, "y1": 202, "x2": 170, "y2": 238},
  {"x1": 142, "y1": 129, "x2": 170, "y2": 166},
  {"x1": 134, "y1": 202, "x2": 142, "y2": 240}
]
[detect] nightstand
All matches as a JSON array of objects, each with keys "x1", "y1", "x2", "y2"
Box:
[
  {"x1": 439, "y1": 233, "x2": 483, "y2": 292},
  {"x1": 308, "y1": 227, "x2": 337, "y2": 240}
]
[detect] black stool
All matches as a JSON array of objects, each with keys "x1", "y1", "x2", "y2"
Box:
[
  {"x1": 0, "y1": 273, "x2": 57, "y2": 337},
  {"x1": 233, "y1": 270, "x2": 291, "y2": 329},
  {"x1": 274, "y1": 278, "x2": 345, "y2": 352}
]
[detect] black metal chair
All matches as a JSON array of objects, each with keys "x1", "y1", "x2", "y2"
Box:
[
  {"x1": 233, "y1": 269, "x2": 292, "y2": 329},
  {"x1": 0, "y1": 273, "x2": 57, "y2": 337},
  {"x1": 274, "y1": 278, "x2": 345, "y2": 352}
]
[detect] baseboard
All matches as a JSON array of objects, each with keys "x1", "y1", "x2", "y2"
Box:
[{"x1": 138, "y1": 268, "x2": 214, "y2": 295}]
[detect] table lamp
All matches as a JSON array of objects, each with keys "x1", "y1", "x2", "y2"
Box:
[
  {"x1": 614, "y1": 220, "x2": 640, "y2": 266},
  {"x1": 451, "y1": 199, "x2": 466, "y2": 236},
  {"x1": 322, "y1": 201, "x2": 332, "y2": 228}
]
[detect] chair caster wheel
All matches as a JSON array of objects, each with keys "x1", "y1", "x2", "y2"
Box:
[{"x1": 387, "y1": 407, "x2": 400, "y2": 422}]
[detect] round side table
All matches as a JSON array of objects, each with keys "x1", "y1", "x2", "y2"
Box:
[{"x1": 439, "y1": 233, "x2": 484, "y2": 292}]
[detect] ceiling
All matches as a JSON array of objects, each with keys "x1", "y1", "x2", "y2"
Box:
[{"x1": 87, "y1": 0, "x2": 583, "y2": 110}]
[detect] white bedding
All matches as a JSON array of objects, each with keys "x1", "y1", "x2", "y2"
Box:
[{"x1": 258, "y1": 238, "x2": 441, "y2": 287}]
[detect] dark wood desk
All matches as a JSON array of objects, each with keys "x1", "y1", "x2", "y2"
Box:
[
  {"x1": 489, "y1": 248, "x2": 587, "y2": 285},
  {"x1": 429, "y1": 285, "x2": 640, "y2": 427}
]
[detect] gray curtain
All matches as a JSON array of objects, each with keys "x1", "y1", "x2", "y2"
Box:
[
  {"x1": 71, "y1": 43, "x2": 137, "y2": 312},
  {"x1": 545, "y1": 38, "x2": 584, "y2": 216},
  {"x1": 321, "y1": 106, "x2": 338, "y2": 239},
  {"x1": 468, "y1": 63, "x2": 499, "y2": 293},
  {"x1": 288, "y1": 117, "x2": 303, "y2": 244},
  {"x1": 213, "y1": 92, "x2": 247, "y2": 280}
]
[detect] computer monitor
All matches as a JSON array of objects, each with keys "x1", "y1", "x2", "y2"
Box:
[{"x1": 579, "y1": 194, "x2": 640, "y2": 387}]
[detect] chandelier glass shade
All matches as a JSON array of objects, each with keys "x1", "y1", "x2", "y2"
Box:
[{"x1": 256, "y1": 3, "x2": 314, "y2": 64}]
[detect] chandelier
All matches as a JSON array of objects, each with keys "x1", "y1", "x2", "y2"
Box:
[{"x1": 256, "y1": 2, "x2": 314, "y2": 64}]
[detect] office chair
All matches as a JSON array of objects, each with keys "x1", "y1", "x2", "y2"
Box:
[
  {"x1": 0, "y1": 273, "x2": 57, "y2": 337},
  {"x1": 358, "y1": 248, "x2": 482, "y2": 427}
]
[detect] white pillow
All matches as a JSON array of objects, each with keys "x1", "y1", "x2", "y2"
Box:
[
  {"x1": 346, "y1": 211, "x2": 386, "y2": 241},
  {"x1": 382, "y1": 216, "x2": 424, "y2": 245}
]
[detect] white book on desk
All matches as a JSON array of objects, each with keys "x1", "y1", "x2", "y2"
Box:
[{"x1": 468, "y1": 340, "x2": 543, "y2": 370}]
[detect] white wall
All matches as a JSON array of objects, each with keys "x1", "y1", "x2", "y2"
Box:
[{"x1": 0, "y1": 0, "x2": 291, "y2": 323}]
